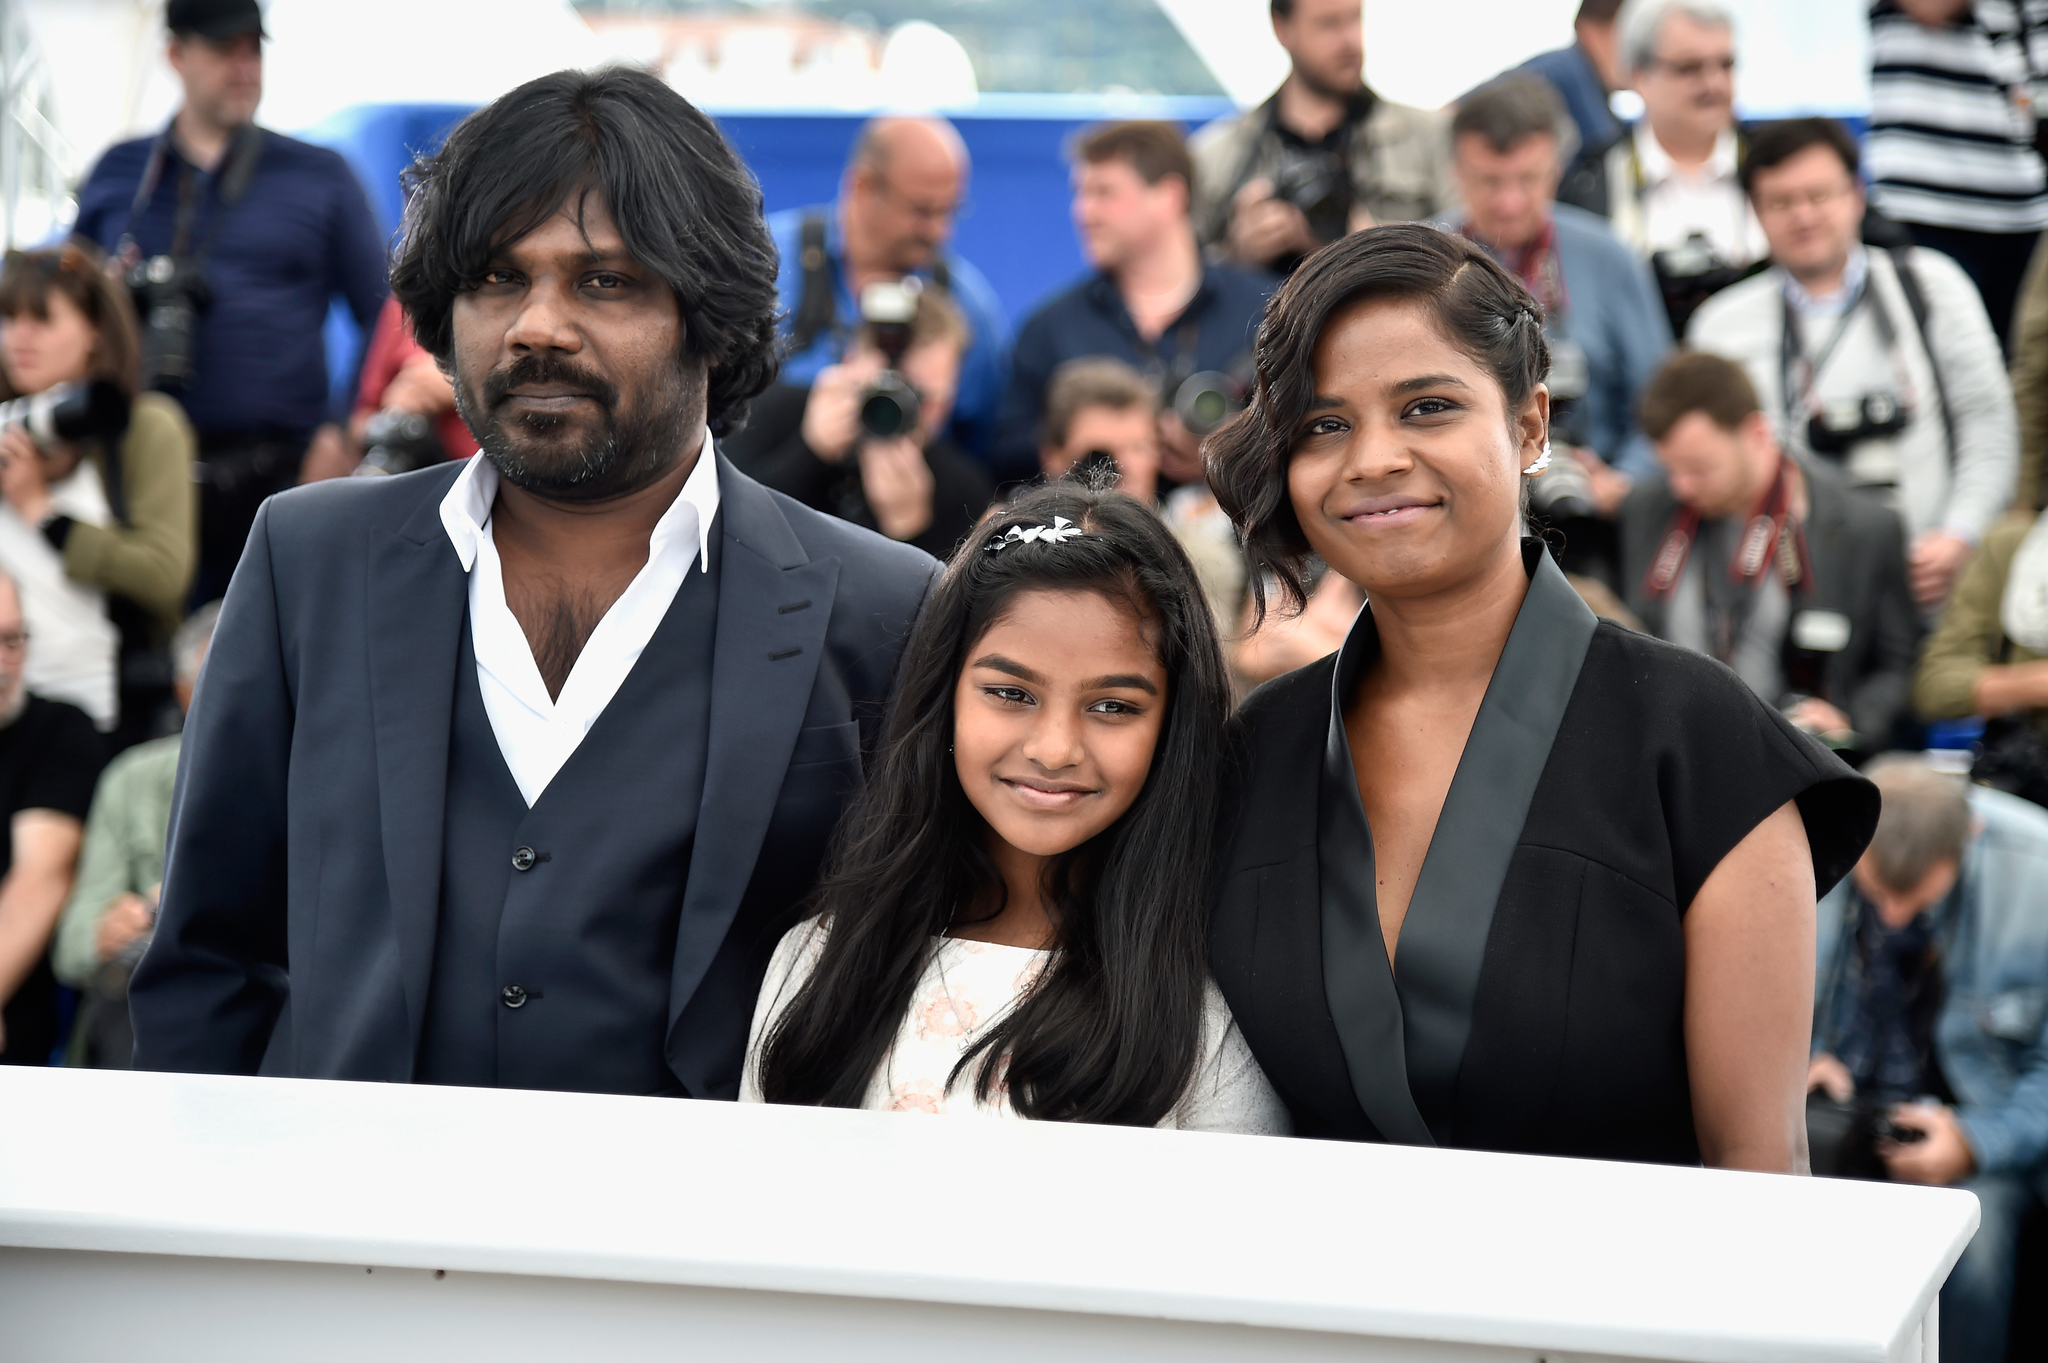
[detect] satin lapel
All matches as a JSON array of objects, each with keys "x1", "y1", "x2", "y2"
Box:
[
  {"x1": 366, "y1": 486, "x2": 469, "y2": 1064},
  {"x1": 1396, "y1": 548, "x2": 1597, "y2": 1139},
  {"x1": 1320, "y1": 605, "x2": 1436, "y2": 1146},
  {"x1": 668, "y1": 458, "x2": 837, "y2": 1037}
]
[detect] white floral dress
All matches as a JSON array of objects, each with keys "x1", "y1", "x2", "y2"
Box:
[{"x1": 739, "y1": 918, "x2": 1291, "y2": 1134}]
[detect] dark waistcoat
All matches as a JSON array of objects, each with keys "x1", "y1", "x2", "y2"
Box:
[{"x1": 415, "y1": 542, "x2": 719, "y2": 1095}]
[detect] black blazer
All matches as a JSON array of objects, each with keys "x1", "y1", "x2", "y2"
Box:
[
  {"x1": 1211, "y1": 559, "x2": 1877, "y2": 1162},
  {"x1": 130, "y1": 454, "x2": 939, "y2": 1096},
  {"x1": 1620, "y1": 457, "x2": 1922, "y2": 743}
]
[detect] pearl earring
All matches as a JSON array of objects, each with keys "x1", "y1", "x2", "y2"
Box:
[{"x1": 1523, "y1": 439, "x2": 1552, "y2": 477}]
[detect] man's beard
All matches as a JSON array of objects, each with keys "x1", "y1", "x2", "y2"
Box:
[
  {"x1": 455, "y1": 351, "x2": 702, "y2": 503},
  {"x1": 1295, "y1": 60, "x2": 1365, "y2": 105}
]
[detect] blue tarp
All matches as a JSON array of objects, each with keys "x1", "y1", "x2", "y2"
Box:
[{"x1": 300, "y1": 96, "x2": 1238, "y2": 401}]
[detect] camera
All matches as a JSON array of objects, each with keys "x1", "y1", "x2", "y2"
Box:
[
  {"x1": 1527, "y1": 338, "x2": 1597, "y2": 521},
  {"x1": 856, "y1": 279, "x2": 923, "y2": 442},
  {"x1": 1806, "y1": 392, "x2": 1909, "y2": 456},
  {"x1": 1649, "y1": 231, "x2": 1754, "y2": 336},
  {"x1": 1172, "y1": 370, "x2": 1244, "y2": 438},
  {"x1": 124, "y1": 254, "x2": 211, "y2": 389},
  {"x1": 0, "y1": 380, "x2": 131, "y2": 446},
  {"x1": 351, "y1": 409, "x2": 446, "y2": 478},
  {"x1": 1267, "y1": 143, "x2": 1350, "y2": 246}
]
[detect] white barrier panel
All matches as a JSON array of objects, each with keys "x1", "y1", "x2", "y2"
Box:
[{"x1": 0, "y1": 1067, "x2": 1976, "y2": 1362}]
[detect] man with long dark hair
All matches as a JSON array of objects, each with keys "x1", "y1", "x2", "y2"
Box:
[{"x1": 129, "y1": 68, "x2": 938, "y2": 1099}]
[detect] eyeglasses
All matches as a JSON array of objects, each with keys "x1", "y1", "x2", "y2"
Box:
[
  {"x1": 1755, "y1": 182, "x2": 1856, "y2": 217},
  {"x1": 1647, "y1": 54, "x2": 1736, "y2": 81},
  {"x1": 0, "y1": 630, "x2": 30, "y2": 654}
]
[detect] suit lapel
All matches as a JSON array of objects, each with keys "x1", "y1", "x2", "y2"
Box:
[
  {"x1": 366, "y1": 480, "x2": 468, "y2": 1064},
  {"x1": 668, "y1": 457, "x2": 838, "y2": 1036}
]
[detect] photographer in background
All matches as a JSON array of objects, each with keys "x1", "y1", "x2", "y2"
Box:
[
  {"x1": 726, "y1": 287, "x2": 992, "y2": 559},
  {"x1": 52, "y1": 602, "x2": 217, "y2": 1069},
  {"x1": 996, "y1": 122, "x2": 1275, "y2": 485},
  {"x1": 348, "y1": 297, "x2": 477, "y2": 477},
  {"x1": 1586, "y1": 0, "x2": 1767, "y2": 334},
  {"x1": 1508, "y1": 0, "x2": 1628, "y2": 202},
  {"x1": 0, "y1": 570, "x2": 104, "y2": 1066},
  {"x1": 1689, "y1": 118, "x2": 2016, "y2": 611},
  {"x1": 1448, "y1": 76, "x2": 1672, "y2": 582},
  {"x1": 768, "y1": 117, "x2": 1010, "y2": 460},
  {"x1": 1807, "y1": 757, "x2": 2048, "y2": 1363},
  {"x1": 0, "y1": 244, "x2": 195, "y2": 747},
  {"x1": 1036, "y1": 358, "x2": 1163, "y2": 506},
  {"x1": 1624, "y1": 353, "x2": 1920, "y2": 753},
  {"x1": 1190, "y1": 0, "x2": 1450, "y2": 273},
  {"x1": 70, "y1": 0, "x2": 387, "y2": 604}
]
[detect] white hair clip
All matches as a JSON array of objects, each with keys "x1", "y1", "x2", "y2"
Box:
[
  {"x1": 1523, "y1": 439, "x2": 1552, "y2": 477},
  {"x1": 986, "y1": 515, "x2": 1084, "y2": 553}
]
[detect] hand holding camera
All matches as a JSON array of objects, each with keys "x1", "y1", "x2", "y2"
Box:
[{"x1": 1228, "y1": 177, "x2": 1323, "y2": 268}]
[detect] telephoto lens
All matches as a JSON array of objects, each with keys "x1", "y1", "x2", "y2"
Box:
[
  {"x1": 1173, "y1": 371, "x2": 1243, "y2": 437},
  {"x1": 0, "y1": 380, "x2": 132, "y2": 446},
  {"x1": 352, "y1": 410, "x2": 446, "y2": 477},
  {"x1": 858, "y1": 373, "x2": 922, "y2": 440}
]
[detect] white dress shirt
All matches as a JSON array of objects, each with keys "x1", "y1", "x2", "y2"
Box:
[
  {"x1": 438, "y1": 431, "x2": 720, "y2": 806},
  {"x1": 1630, "y1": 126, "x2": 1768, "y2": 266}
]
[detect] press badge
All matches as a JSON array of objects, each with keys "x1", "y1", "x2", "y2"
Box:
[{"x1": 1791, "y1": 609, "x2": 1852, "y2": 653}]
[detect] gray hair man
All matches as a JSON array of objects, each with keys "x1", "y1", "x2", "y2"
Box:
[
  {"x1": 1808, "y1": 756, "x2": 2048, "y2": 1363},
  {"x1": 1584, "y1": 0, "x2": 1765, "y2": 331},
  {"x1": 50, "y1": 601, "x2": 220, "y2": 1067}
]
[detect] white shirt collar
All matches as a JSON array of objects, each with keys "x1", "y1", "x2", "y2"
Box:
[
  {"x1": 1635, "y1": 124, "x2": 1740, "y2": 187},
  {"x1": 1782, "y1": 244, "x2": 1870, "y2": 319},
  {"x1": 438, "y1": 426, "x2": 721, "y2": 575}
]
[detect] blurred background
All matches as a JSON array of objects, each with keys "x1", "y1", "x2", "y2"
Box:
[{"x1": 0, "y1": 0, "x2": 1866, "y2": 347}]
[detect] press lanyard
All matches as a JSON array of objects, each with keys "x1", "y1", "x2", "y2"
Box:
[{"x1": 1778, "y1": 271, "x2": 1914, "y2": 428}]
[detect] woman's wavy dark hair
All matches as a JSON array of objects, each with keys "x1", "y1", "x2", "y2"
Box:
[
  {"x1": 758, "y1": 485, "x2": 1231, "y2": 1125},
  {"x1": 389, "y1": 66, "x2": 779, "y2": 436},
  {"x1": 1206, "y1": 222, "x2": 1551, "y2": 620}
]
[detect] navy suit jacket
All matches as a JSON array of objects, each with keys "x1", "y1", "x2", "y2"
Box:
[{"x1": 130, "y1": 453, "x2": 939, "y2": 1096}]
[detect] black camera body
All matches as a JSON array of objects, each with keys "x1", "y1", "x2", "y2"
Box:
[
  {"x1": 352, "y1": 409, "x2": 445, "y2": 478},
  {"x1": 1807, "y1": 391, "x2": 1909, "y2": 456},
  {"x1": 125, "y1": 253, "x2": 211, "y2": 390},
  {"x1": 1268, "y1": 143, "x2": 1350, "y2": 246},
  {"x1": 855, "y1": 279, "x2": 924, "y2": 443},
  {"x1": 0, "y1": 380, "x2": 131, "y2": 447}
]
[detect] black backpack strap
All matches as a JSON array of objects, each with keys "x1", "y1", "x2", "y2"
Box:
[
  {"x1": 1888, "y1": 246, "x2": 1958, "y2": 467},
  {"x1": 788, "y1": 212, "x2": 837, "y2": 354},
  {"x1": 931, "y1": 253, "x2": 951, "y2": 294}
]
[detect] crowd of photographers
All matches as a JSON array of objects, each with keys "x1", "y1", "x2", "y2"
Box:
[{"x1": 0, "y1": 0, "x2": 2045, "y2": 1351}]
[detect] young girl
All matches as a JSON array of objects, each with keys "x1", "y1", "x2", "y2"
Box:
[{"x1": 742, "y1": 485, "x2": 1285, "y2": 1131}]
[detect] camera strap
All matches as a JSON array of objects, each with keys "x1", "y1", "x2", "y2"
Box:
[
  {"x1": 1779, "y1": 260, "x2": 1921, "y2": 432},
  {"x1": 789, "y1": 210, "x2": 955, "y2": 357},
  {"x1": 1644, "y1": 454, "x2": 1811, "y2": 603},
  {"x1": 1886, "y1": 247, "x2": 1959, "y2": 467},
  {"x1": 116, "y1": 123, "x2": 267, "y2": 270}
]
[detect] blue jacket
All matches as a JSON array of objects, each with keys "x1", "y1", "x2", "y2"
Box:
[
  {"x1": 1513, "y1": 44, "x2": 1623, "y2": 164},
  {"x1": 766, "y1": 207, "x2": 1011, "y2": 461},
  {"x1": 993, "y1": 262, "x2": 1277, "y2": 484},
  {"x1": 1451, "y1": 207, "x2": 1672, "y2": 479},
  {"x1": 73, "y1": 124, "x2": 389, "y2": 436},
  {"x1": 1815, "y1": 785, "x2": 2048, "y2": 1190}
]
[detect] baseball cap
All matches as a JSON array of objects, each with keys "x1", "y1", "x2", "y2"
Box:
[{"x1": 166, "y1": 0, "x2": 267, "y2": 41}]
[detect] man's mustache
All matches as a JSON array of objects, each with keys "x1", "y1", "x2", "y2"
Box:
[{"x1": 482, "y1": 355, "x2": 620, "y2": 410}]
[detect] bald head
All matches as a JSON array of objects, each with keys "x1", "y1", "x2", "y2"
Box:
[{"x1": 842, "y1": 117, "x2": 969, "y2": 277}]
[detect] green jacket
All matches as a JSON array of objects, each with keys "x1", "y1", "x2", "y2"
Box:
[
  {"x1": 51, "y1": 733, "x2": 179, "y2": 989},
  {"x1": 66, "y1": 393, "x2": 196, "y2": 641},
  {"x1": 1915, "y1": 515, "x2": 2047, "y2": 729}
]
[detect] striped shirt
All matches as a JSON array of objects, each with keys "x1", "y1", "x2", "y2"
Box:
[{"x1": 1868, "y1": 0, "x2": 2048, "y2": 233}]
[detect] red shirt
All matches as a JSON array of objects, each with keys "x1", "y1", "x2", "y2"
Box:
[{"x1": 354, "y1": 297, "x2": 478, "y2": 461}]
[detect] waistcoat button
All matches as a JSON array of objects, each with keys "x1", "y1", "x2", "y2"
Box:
[
  {"x1": 511, "y1": 846, "x2": 536, "y2": 872},
  {"x1": 501, "y1": 984, "x2": 528, "y2": 1009}
]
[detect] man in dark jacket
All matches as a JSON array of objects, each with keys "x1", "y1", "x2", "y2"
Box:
[
  {"x1": 1621, "y1": 351, "x2": 1920, "y2": 750},
  {"x1": 129, "y1": 69, "x2": 937, "y2": 1100}
]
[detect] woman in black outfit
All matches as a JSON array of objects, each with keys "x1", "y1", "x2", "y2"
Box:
[{"x1": 1204, "y1": 224, "x2": 1879, "y2": 1170}]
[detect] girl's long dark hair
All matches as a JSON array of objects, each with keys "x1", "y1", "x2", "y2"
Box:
[{"x1": 757, "y1": 485, "x2": 1231, "y2": 1125}]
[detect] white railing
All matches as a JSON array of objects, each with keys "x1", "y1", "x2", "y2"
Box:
[
  {"x1": 0, "y1": 1067, "x2": 1977, "y2": 1362},
  {"x1": 0, "y1": 0, "x2": 75, "y2": 248}
]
